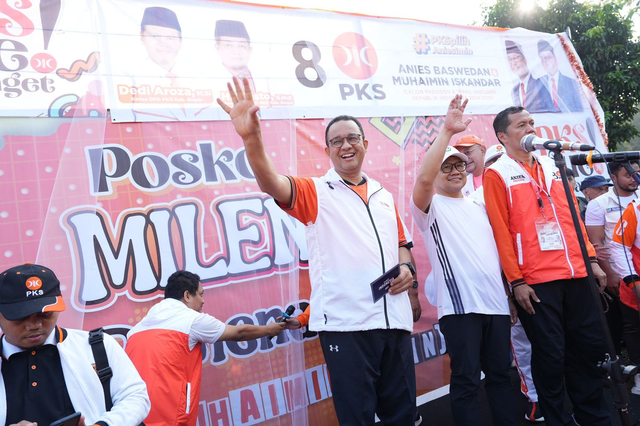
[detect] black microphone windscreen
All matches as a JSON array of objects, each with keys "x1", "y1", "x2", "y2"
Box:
[
  {"x1": 570, "y1": 154, "x2": 588, "y2": 166},
  {"x1": 285, "y1": 305, "x2": 295, "y2": 316}
]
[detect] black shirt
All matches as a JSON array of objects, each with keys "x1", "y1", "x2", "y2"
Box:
[{"x1": 2, "y1": 327, "x2": 76, "y2": 425}]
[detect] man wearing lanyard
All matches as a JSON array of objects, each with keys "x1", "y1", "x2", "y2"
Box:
[{"x1": 484, "y1": 106, "x2": 610, "y2": 425}]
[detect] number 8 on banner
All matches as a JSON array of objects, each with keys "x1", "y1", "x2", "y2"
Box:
[{"x1": 292, "y1": 41, "x2": 326, "y2": 88}]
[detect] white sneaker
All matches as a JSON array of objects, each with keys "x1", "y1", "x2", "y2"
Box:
[{"x1": 631, "y1": 373, "x2": 640, "y2": 395}]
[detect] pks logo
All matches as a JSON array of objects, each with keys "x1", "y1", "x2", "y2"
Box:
[
  {"x1": 332, "y1": 33, "x2": 378, "y2": 79},
  {"x1": 25, "y1": 277, "x2": 42, "y2": 290},
  {"x1": 552, "y1": 171, "x2": 562, "y2": 181},
  {"x1": 412, "y1": 34, "x2": 431, "y2": 55}
]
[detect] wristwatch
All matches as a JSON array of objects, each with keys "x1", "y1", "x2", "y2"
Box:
[
  {"x1": 400, "y1": 262, "x2": 416, "y2": 276},
  {"x1": 412, "y1": 280, "x2": 419, "y2": 289}
]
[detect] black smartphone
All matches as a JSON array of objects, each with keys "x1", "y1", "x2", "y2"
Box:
[{"x1": 50, "y1": 412, "x2": 81, "y2": 426}]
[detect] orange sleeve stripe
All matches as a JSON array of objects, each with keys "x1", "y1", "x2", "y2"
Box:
[
  {"x1": 395, "y1": 205, "x2": 409, "y2": 247},
  {"x1": 297, "y1": 305, "x2": 310, "y2": 327},
  {"x1": 276, "y1": 176, "x2": 318, "y2": 225},
  {"x1": 484, "y1": 169, "x2": 525, "y2": 285}
]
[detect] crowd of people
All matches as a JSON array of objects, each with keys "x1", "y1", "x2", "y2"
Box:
[{"x1": 1, "y1": 77, "x2": 636, "y2": 426}]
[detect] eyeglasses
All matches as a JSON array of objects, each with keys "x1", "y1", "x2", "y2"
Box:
[
  {"x1": 441, "y1": 161, "x2": 467, "y2": 173},
  {"x1": 328, "y1": 134, "x2": 362, "y2": 149}
]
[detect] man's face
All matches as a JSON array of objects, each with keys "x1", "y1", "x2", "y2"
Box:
[
  {"x1": 435, "y1": 157, "x2": 467, "y2": 196},
  {"x1": 507, "y1": 52, "x2": 529, "y2": 79},
  {"x1": 612, "y1": 164, "x2": 640, "y2": 194},
  {"x1": 216, "y1": 36, "x2": 252, "y2": 72},
  {"x1": 539, "y1": 50, "x2": 558, "y2": 76},
  {"x1": 141, "y1": 25, "x2": 182, "y2": 71},
  {"x1": 324, "y1": 120, "x2": 368, "y2": 178},
  {"x1": 567, "y1": 176, "x2": 577, "y2": 191},
  {"x1": 461, "y1": 144, "x2": 486, "y2": 176},
  {"x1": 497, "y1": 110, "x2": 536, "y2": 154},
  {"x1": 582, "y1": 185, "x2": 609, "y2": 202},
  {"x1": 0, "y1": 312, "x2": 59, "y2": 349},
  {"x1": 184, "y1": 282, "x2": 205, "y2": 313}
]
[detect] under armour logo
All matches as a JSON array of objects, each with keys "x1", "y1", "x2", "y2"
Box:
[{"x1": 329, "y1": 345, "x2": 339, "y2": 352}]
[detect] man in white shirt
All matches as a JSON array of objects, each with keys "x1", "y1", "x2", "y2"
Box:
[
  {"x1": 126, "y1": 270, "x2": 285, "y2": 425},
  {"x1": 411, "y1": 95, "x2": 516, "y2": 426}
]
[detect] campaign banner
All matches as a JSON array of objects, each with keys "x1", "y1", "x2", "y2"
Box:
[
  {"x1": 1, "y1": 1, "x2": 605, "y2": 131},
  {"x1": 0, "y1": 1, "x2": 105, "y2": 117},
  {"x1": 0, "y1": 1, "x2": 611, "y2": 425},
  {"x1": 100, "y1": 0, "x2": 597, "y2": 122}
]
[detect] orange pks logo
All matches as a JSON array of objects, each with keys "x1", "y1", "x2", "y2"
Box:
[{"x1": 25, "y1": 277, "x2": 43, "y2": 290}]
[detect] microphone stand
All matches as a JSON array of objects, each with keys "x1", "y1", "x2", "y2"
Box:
[{"x1": 549, "y1": 147, "x2": 633, "y2": 426}]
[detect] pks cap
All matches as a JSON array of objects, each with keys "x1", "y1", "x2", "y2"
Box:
[
  {"x1": 442, "y1": 146, "x2": 468, "y2": 164},
  {"x1": 0, "y1": 263, "x2": 66, "y2": 321},
  {"x1": 454, "y1": 135, "x2": 484, "y2": 149},
  {"x1": 484, "y1": 144, "x2": 505, "y2": 165}
]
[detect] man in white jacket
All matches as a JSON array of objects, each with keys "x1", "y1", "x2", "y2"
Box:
[
  {"x1": 0, "y1": 263, "x2": 150, "y2": 426},
  {"x1": 218, "y1": 77, "x2": 416, "y2": 425}
]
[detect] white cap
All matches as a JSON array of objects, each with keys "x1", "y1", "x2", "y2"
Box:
[
  {"x1": 442, "y1": 146, "x2": 468, "y2": 164},
  {"x1": 484, "y1": 144, "x2": 505, "y2": 165}
]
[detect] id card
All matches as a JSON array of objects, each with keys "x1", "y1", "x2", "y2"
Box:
[{"x1": 535, "y1": 218, "x2": 564, "y2": 251}]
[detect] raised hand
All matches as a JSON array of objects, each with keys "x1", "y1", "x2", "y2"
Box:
[
  {"x1": 217, "y1": 77, "x2": 261, "y2": 140},
  {"x1": 443, "y1": 94, "x2": 472, "y2": 135}
]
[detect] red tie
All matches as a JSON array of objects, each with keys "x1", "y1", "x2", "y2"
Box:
[
  {"x1": 520, "y1": 82, "x2": 527, "y2": 108},
  {"x1": 551, "y1": 77, "x2": 559, "y2": 110}
]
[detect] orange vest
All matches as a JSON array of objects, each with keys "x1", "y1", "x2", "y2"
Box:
[
  {"x1": 620, "y1": 245, "x2": 640, "y2": 311},
  {"x1": 126, "y1": 299, "x2": 203, "y2": 426},
  {"x1": 489, "y1": 155, "x2": 591, "y2": 284}
]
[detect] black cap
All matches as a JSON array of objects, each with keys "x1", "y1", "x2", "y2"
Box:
[
  {"x1": 215, "y1": 20, "x2": 250, "y2": 41},
  {"x1": 580, "y1": 175, "x2": 613, "y2": 191},
  {"x1": 141, "y1": 7, "x2": 181, "y2": 33},
  {"x1": 505, "y1": 40, "x2": 524, "y2": 56},
  {"x1": 0, "y1": 263, "x2": 66, "y2": 321},
  {"x1": 537, "y1": 39, "x2": 554, "y2": 55}
]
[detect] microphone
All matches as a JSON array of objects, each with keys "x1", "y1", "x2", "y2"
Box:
[
  {"x1": 570, "y1": 152, "x2": 640, "y2": 167},
  {"x1": 268, "y1": 305, "x2": 295, "y2": 340},
  {"x1": 520, "y1": 135, "x2": 595, "y2": 152}
]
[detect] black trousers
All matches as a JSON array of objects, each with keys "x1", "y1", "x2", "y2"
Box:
[
  {"x1": 439, "y1": 314, "x2": 515, "y2": 426},
  {"x1": 603, "y1": 290, "x2": 623, "y2": 354},
  {"x1": 516, "y1": 277, "x2": 610, "y2": 426},
  {"x1": 620, "y1": 302, "x2": 640, "y2": 366},
  {"x1": 319, "y1": 329, "x2": 416, "y2": 426}
]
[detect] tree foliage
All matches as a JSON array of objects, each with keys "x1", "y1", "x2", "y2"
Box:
[{"x1": 482, "y1": 0, "x2": 640, "y2": 151}]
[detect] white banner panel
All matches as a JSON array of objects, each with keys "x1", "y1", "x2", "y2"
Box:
[{"x1": 94, "y1": 0, "x2": 597, "y2": 122}]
